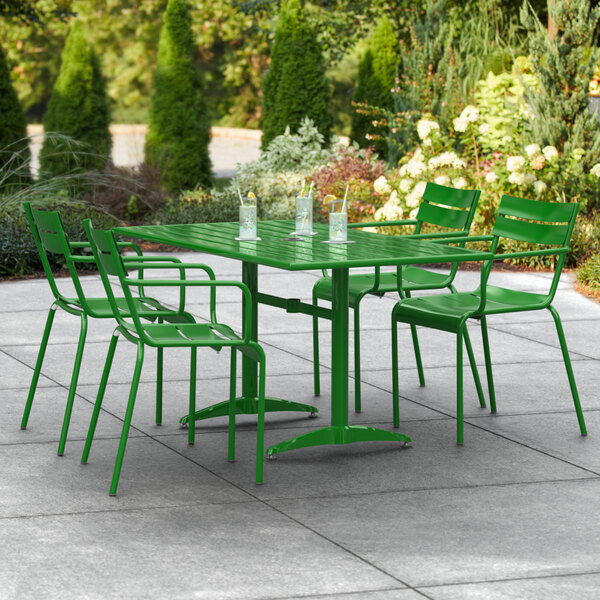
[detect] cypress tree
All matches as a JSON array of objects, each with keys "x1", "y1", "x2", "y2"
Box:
[
  {"x1": 350, "y1": 16, "x2": 398, "y2": 161},
  {"x1": 521, "y1": 0, "x2": 600, "y2": 167},
  {"x1": 0, "y1": 42, "x2": 30, "y2": 186},
  {"x1": 145, "y1": 0, "x2": 212, "y2": 193},
  {"x1": 261, "y1": 0, "x2": 332, "y2": 150},
  {"x1": 39, "y1": 20, "x2": 111, "y2": 177}
]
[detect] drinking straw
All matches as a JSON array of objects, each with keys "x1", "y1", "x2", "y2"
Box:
[
  {"x1": 342, "y1": 183, "x2": 349, "y2": 213},
  {"x1": 308, "y1": 181, "x2": 314, "y2": 195},
  {"x1": 237, "y1": 187, "x2": 244, "y2": 206},
  {"x1": 300, "y1": 178, "x2": 306, "y2": 198}
]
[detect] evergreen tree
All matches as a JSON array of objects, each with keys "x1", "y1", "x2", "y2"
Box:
[
  {"x1": 39, "y1": 20, "x2": 111, "y2": 178},
  {"x1": 145, "y1": 0, "x2": 212, "y2": 193},
  {"x1": 261, "y1": 0, "x2": 332, "y2": 150},
  {"x1": 350, "y1": 15, "x2": 398, "y2": 160},
  {"x1": 521, "y1": 0, "x2": 600, "y2": 168},
  {"x1": 0, "y1": 42, "x2": 30, "y2": 186}
]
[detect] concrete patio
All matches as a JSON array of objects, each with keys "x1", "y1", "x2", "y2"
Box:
[{"x1": 2, "y1": 260, "x2": 600, "y2": 599}]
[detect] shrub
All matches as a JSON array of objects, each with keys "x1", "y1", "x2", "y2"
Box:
[
  {"x1": 145, "y1": 0, "x2": 212, "y2": 193},
  {"x1": 350, "y1": 16, "x2": 398, "y2": 161},
  {"x1": 0, "y1": 43, "x2": 30, "y2": 187},
  {"x1": 81, "y1": 163, "x2": 169, "y2": 223},
  {"x1": 152, "y1": 189, "x2": 238, "y2": 225},
  {"x1": 233, "y1": 118, "x2": 332, "y2": 219},
  {"x1": 577, "y1": 252, "x2": 600, "y2": 294},
  {"x1": 312, "y1": 145, "x2": 386, "y2": 223},
  {"x1": 520, "y1": 0, "x2": 600, "y2": 170},
  {"x1": 261, "y1": 0, "x2": 332, "y2": 149},
  {"x1": 39, "y1": 21, "x2": 111, "y2": 178},
  {"x1": 0, "y1": 200, "x2": 117, "y2": 277}
]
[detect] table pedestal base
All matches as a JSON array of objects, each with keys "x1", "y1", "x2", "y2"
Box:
[
  {"x1": 265, "y1": 425, "x2": 412, "y2": 457},
  {"x1": 179, "y1": 396, "x2": 318, "y2": 425}
]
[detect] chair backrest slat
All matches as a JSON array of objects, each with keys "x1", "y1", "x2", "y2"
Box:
[
  {"x1": 422, "y1": 182, "x2": 477, "y2": 209},
  {"x1": 417, "y1": 201, "x2": 470, "y2": 230},
  {"x1": 493, "y1": 215, "x2": 569, "y2": 245},
  {"x1": 30, "y1": 209, "x2": 71, "y2": 255},
  {"x1": 416, "y1": 183, "x2": 480, "y2": 231},
  {"x1": 492, "y1": 194, "x2": 577, "y2": 247},
  {"x1": 497, "y1": 194, "x2": 576, "y2": 223}
]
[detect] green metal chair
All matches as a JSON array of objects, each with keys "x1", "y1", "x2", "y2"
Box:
[
  {"x1": 81, "y1": 220, "x2": 267, "y2": 494},
  {"x1": 391, "y1": 194, "x2": 587, "y2": 444},
  {"x1": 22, "y1": 202, "x2": 195, "y2": 455},
  {"x1": 312, "y1": 182, "x2": 483, "y2": 411}
]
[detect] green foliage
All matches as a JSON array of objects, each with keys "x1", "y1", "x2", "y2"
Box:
[
  {"x1": 261, "y1": 0, "x2": 332, "y2": 149},
  {"x1": 388, "y1": 0, "x2": 458, "y2": 157},
  {"x1": 577, "y1": 247, "x2": 600, "y2": 292},
  {"x1": 39, "y1": 20, "x2": 111, "y2": 178},
  {"x1": 0, "y1": 43, "x2": 30, "y2": 186},
  {"x1": 520, "y1": 0, "x2": 600, "y2": 169},
  {"x1": 312, "y1": 145, "x2": 386, "y2": 222},
  {"x1": 145, "y1": 0, "x2": 212, "y2": 193},
  {"x1": 152, "y1": 188, "x2": 238, "y2": 225},
  {"x1": 351, "y1": 16, "x2": 398, "y2": 160},
  {"x1": 235, "y1": 117, "x2": 332, "y2": 218},
  {"x1": 0, "y1": 0, "x2": 72, "y2": 24},
  {"x1": 0, "y1": 200, "x2": 116, "y2": 277}
]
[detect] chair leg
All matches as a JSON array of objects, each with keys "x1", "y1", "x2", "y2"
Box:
[
  {"x1": 353, "y1": 298, "x2": 362, "y2": 412},
  {"x1": 81, "y1": 332, "x2": 119, "y2": 464},
  {"x1": 156, "y1": 317, "x2": 163, "y2": 425},
  {"x1": 457, "y1": 326, "x2": 464, "y2": 445},
  {"x1": 391, "y1": 307, "x2": 400, "y2": 428},
  {"x1": 480, "y1": 316, "x2": 497, "y2": 413},
  {"x1": 228, "y1": 348, "x2": 237, "y2": 461},
  {"x1": 405, "y1": 292, "x2": 425, "y2": 387},
  {"x1": 58, "y1": 312, "x2": 88, "y2": 456},
  {"x1": 463, "y1": 325, "x2": 486, "y2": 408},
  {"x1": 312, "y1": 290, "x2": 321, "y2": 396},
  {"x1": 548, "y1": 306, "x2": 587, "y2": 435},
  {"x1": 188, "y1": 347, "x2": 196, "y2": 445},
  {"x1": 22, "y1": 305, "x2": 57, "y2": 429},
  {"x1": 110, "y1": 341, "x2": 144, "y2": 496},
  {"x1": 256, "y1": 345, "x2": 266, "y2": 485}
]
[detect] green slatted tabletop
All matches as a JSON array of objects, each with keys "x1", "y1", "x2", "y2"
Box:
[{"x1": 115, "y1": 220, "x2": 492, "y2": 458}]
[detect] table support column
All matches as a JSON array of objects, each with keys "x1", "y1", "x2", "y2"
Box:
[
  {"x1": 242, "y1": 261, "x2": 258, "y2": 399},
  {"x1": 331, "y1": 267, "x2": 349, "y2": 427}
]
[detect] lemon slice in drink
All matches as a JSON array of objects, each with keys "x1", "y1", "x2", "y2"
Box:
[
  {"x1": 247, "y1": 192, "x2": 256, "y2": 199},
  {"x1": 324, "y1": 194, "x2": 336, "y2": 202}
]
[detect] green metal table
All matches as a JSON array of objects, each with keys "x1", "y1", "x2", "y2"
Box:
[{"x1": 115, "y1": 220, "x2": 492, "y2": 457}]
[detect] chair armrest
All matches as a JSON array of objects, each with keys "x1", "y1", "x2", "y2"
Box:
[
  {"x1": 71, "y1": 240, "x2": 144, "y2": 255},
  {"x1": 124, "y1": 278, "x2": 253, "y2": 344},
  {"x1": 348, "y1": 219, "x2": 418, "y2": 229},
  {"x1": 432, "y1": 234, "x2": 495, "y2": 244},
  {"x1": 492, "y1": 247, "x2": 568, "y2": 261}
]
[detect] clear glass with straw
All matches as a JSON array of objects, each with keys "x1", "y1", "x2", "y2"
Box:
[
  {"x1": 328, "y1": 198, "x2": 347, "y2": 242},
  {"x1": 237, "y1": 193, "x2": 258, "y2": 240},
  {"x1": 294, "y1": 186, "x2": 314, "y2": 236}
]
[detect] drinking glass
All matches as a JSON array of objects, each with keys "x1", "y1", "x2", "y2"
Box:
[
  {"x1": 294, "y1": 193, "x2": 314, "y2": 235},
  {"x1": 238, "y1": 196, "x2": 258, "y2": 240},
  {"x1": 328, "y1": 199, "x2": 347, "y2": 242}
]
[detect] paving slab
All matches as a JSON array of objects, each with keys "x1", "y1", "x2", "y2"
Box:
[
  {"x1": 271, "y1": 479, "x2": 600, "y2": 587},
  {"x1": 164, "y1": 418, "x2": 593, "y2": 501},
  {"x1": 0, "y1": 436, "x2": 248, "y2": 518},
  {"x1": 1, "y1": 385, "x2": 129, "y2": 446},
  {"x1": 0, "y1": 502, "x2": 400, "y2": 600},
  {"x1": 361, "y1": 359, "x2": 600, "y2": 417},
  {"x1": 466, "y1": 411, "x2": 600, "y2": 473},
  {"x1": 0, "y1": 349, "x2": 55, "y2": 389},
  {"x1": 420, "y1": 572, "x2": 600, "y2": 600},
  {"x1": 498, "y1": 318, "x2": 600, "y2": 359},
  {"x1": 281, "y1": 591, "x2": 422, "y2": 600}
]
